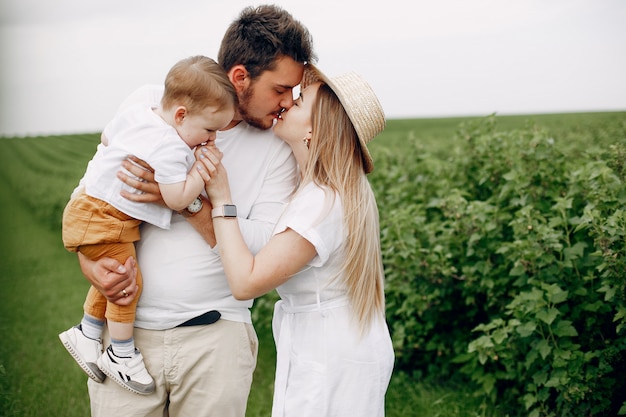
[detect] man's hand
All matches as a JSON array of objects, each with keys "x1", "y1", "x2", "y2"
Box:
[
  {"x1": 117, "y1": 155, "x2": 165, "y2": 206},
  {"x1": 78, "y1": 252, "x2": 138, "y2": 306}
]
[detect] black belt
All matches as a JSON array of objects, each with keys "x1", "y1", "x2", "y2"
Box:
[{"x1": 176, "y1": 310, "x2": 221, "y2": 327}]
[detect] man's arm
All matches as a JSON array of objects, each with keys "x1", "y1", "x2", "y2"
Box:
[{"x1": 183, "y1": 195, "x2": 216, "y2": 247}]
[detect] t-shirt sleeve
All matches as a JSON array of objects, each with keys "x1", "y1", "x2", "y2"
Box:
[
  {"x1": 150, "y1": 134, "x2": 195, "y2": 185},
  {"x1": 273, "y1": 185, "x2": 343, "y2": 267},
  {"x1": 116, "y1": 85, "x2": 164, "y2": 113}
]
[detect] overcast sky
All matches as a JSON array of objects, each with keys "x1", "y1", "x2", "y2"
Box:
[{"x1": 1, "y1": 0, "x2": 625, "y2": 137}]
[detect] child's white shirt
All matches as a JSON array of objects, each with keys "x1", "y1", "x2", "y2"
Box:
[{"x1": 83, "y1": 103, "x2": 194, "y2": 229}]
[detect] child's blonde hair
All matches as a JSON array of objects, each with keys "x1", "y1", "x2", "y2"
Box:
[{"x1": 161, "y1": 55, "x2": 236, "y2": 114}]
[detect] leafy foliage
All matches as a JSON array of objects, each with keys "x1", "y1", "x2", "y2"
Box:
[
  {"x1": 1, "y1": 112, "x2": 624, "y2": 416},
  {"x1": 369, "y1": 114, "x2": 626, "y2": 415}
]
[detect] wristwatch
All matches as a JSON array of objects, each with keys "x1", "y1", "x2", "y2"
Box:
[
  {"x1": 180, "y1": 197, "x2": 203, "y2": 217},
  {"x1": 211, "y1": 204, "x2": 237, "y2": 219}
]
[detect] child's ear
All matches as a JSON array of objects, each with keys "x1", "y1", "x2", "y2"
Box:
[{"x1": 174, "y1": 106, "x2": 187, "y2": 124}]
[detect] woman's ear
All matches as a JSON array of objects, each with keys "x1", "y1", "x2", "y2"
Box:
[
  {"x1": 174, "y1": 106, "x2": 187, "y2": 124},
  {"x1": 229, "y1": 65, "x2": 249, "y2": 93}
]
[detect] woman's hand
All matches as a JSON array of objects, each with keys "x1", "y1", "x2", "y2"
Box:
[
  {"x1": 117, "y1": 155, "x2": 165, "y2": 206},
  {"x1": 196, "y1": 146, "x2": 233, "y2": 207},
  {"x1": 78, "y1": 252, "x2": 138, "y2": 306}
]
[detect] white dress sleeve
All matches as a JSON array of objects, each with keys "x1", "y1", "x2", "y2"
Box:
[{"x1": 273, "y1": 183, "x2": 344, "y2": 267}]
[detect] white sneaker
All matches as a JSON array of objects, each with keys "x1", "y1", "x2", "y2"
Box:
[
  {"x1": 59, "y1": 325, "x2": 106, "y2": 383},
  {"x1": 97, "y1": 345, "x2": 155, "y2": 395}
]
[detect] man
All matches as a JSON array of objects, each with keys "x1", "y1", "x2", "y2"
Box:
[{"x1": 71, "y1": 5, "x2": 315, "y2": 417}]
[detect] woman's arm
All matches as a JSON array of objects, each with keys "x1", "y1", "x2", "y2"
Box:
[
  {"x1": 77, "y1": 252, "x2": 138, "y2": 306},
  {"x1": 197, "y1": 147, "x2": 317, "y2": 299},
  {"x1": 216, "y1": 223, "x2": 316, "y2": 299}
]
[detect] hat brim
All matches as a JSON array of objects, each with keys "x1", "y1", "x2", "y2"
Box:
[{"x1": 301, "y1": 64, "x2": 384, "y2": 173}]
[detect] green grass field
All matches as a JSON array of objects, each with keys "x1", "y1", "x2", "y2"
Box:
[{"x1": 0, "y1": 111, "x2": 623, "y2": 416}]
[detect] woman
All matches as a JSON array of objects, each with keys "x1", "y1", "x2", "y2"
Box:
[{"x1": 197, "y1": 64, "x2": 394, "y2": 417}]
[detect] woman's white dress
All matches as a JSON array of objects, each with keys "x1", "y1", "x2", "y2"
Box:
[{"x1": 270, "y1": 182, "x2": 395, "y2": 417}]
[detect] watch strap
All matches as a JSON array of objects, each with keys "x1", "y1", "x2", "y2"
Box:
[{"x1": 211, "y1": 204, "x2": 237, "y2": 218}]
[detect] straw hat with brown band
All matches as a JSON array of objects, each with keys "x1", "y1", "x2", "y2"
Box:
[{"x1": 301, "y1": 64, "x2": 386, "y2": 174}]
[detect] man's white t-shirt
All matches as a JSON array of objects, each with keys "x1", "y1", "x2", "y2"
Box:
[{"x1": 77, "y1": 85, "x2": 298, "y2": 329}]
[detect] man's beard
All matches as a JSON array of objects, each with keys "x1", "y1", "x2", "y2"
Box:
[{"x1": 238, "y1": 85, "x2": 273, "y2": 130}]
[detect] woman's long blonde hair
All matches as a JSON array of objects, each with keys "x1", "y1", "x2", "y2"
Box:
[{"x1": 299, "y1": 83, "x2": 385, "y2": 331}]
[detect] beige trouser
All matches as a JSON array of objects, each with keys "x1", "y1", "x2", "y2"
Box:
[{"x1": 88, "y1": 319, "x2": 258, "y2": 417}]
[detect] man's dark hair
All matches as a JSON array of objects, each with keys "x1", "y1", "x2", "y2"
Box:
[{"x1": 218, "y1": 4, "x2": 316, "y2": 79}]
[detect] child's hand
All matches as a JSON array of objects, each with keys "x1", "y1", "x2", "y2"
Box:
[
  {"x1": 196, "y1": 146, "x2": 231, "y2": 207},
  {"x1": 194, "y1": 143, "x2": 222, "y2": 161}
]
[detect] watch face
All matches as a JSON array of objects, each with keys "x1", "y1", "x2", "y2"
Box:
[
  {"x1": 223, "y1": 204, "x2": 237, "y2": 217},
  {"x1": 188, "y1": 197, "x2": 203, "y2": 213}
]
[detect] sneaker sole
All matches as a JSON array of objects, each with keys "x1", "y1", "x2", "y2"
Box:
[
  {"x1": 96, "y1": 356, "x2": 155, "y2": 396},
  {"x1": 58, "y1": 333, "x2": 105, "y2": 383}
]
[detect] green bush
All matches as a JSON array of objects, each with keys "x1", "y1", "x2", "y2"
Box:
[
  {"x1": 2, "y1": 113, "x2": 624, "y2": 416},
  {"x1": 371, "y1": 115, "x2": 626, "y2": 416}
]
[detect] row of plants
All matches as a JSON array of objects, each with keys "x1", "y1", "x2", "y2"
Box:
[
  {"x1": 369, "y1": 115, "x2": 626, "y2": 416},
  {"x1": 2, "y1": 113, "x2": 624, "y2": 415}
]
